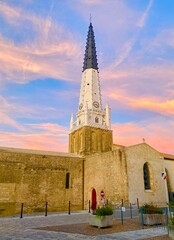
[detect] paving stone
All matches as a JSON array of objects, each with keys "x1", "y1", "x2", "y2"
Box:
[{"x1": 0, "y1": 212, "x2": 168, "y2": 240}]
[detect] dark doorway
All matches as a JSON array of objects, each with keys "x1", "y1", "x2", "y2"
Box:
[{"x1": 91, "y1": 188, "x2": 97, "y2": 211}]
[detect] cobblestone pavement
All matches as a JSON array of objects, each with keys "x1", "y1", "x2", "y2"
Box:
[{"x1": 0, "y1": 212, "x2": 168, "y2": 240}]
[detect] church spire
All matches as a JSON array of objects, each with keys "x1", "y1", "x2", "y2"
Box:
[
  {"x1": 69, "y1": 22, "x2": 113, "y2": 155},
  {"x1": 70, "y1": 22, "x2": 111, "y2": 132},
  {"x1": 82, "y1": 22, "x2": 98, "y2": 72}
]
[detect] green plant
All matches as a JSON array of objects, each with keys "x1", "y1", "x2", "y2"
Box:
[
  {"x1": 95, "y1": 205, "x2": 113, "y2": 217},
  {"x1": 139, "y1": 204, "x2": 163, "y2": 214},
  {"x1": 171, "y1": 216, "x2": 174, "y2": 225},
  {"x1": 169, "y1": 197, "x2": 174, "y2": 211},
  {"x1": 168, "y1": 215, "x2": 174, "y2": 231}
]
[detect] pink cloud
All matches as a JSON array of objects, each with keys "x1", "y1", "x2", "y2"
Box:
[
  {"x1": 129, "y1": 98, "x2": 174, "y2": 116},
  {"x1": 0, "y1": 123, "x2": 69, "y2": 152},
  {"x1": 0, "y1": 96, "x2": 26, "y2": 130},
  {"x1": 107, "y1": 91, "x2": 174, "y2": 117},
  {"x1": 100, "y1": 63, "x2": 174, "y2": 118},
  {"x1": 0, "y1": 2, "x2": 83, "y2": 85},
  {"x1": 0, "y1": 34, "x2": 82, "y2": 84},
  {"x1": 0, "y1": 2, "x2": 21, "y2": 25},
  {"x1": 112, "y1": 119, "x2": 174, "y2": 154},
  {"x1": 27, "y1": 123, "x2": 69, "y2": 135},
  {"x1": 0, "y1": 132, "x2": 68, "y2": 152}
]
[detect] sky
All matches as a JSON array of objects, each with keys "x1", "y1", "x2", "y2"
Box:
[{"x1": 0, "y1": 0, "x2": 174, "y2": 154}]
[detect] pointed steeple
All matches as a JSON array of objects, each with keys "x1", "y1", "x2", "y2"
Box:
[
  {"x1": 69, "y1": 22, "x2": 111, "y2": 132},
  {"x1": 83, "y1": 22, "x2": 98, "y2": 72},
  {"x1": 69, "y1": 22, "x2": 113, "y2": 155}
]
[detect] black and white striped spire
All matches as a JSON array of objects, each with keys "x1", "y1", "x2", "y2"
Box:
[{"x1": 82, "y1": 22, "x2": 98, "y2": 72}]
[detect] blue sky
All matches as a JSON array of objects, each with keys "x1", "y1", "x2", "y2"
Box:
[{"x1": 0, "y1": 0, "x2": 174, "y2": 154}]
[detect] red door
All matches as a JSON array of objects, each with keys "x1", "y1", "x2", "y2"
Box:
[{"x1": 91, "y1": 188, "x2": 97, "y2": 211}]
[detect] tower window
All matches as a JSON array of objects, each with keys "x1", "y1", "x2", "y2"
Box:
[
  {"x1": 143, "y1": 163, "x2": 151, "y2": 190},
  {"x1": 87, "y1": 83, "x2": 89, "y2": 85},
  {"x1": 66, "y1": 172, "x2": 70, "y2": 189},
  {"x1": 95, "y1": 117, "x2": 99, "y2": 123}
]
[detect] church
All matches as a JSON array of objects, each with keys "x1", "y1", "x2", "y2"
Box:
[{"x1": 0, "y1": 22, "x2": 174, "y2": 216}]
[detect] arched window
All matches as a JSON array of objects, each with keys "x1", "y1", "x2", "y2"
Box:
[
  {"x1": 95, "y1": 117, "x2": 99, "y2": 123},
  {"x1": 143, "y1": 163, "x2": 151, "y2": 190},
  {"x1": 80, "y1": 133, "x2": 82, "y2": 150},
  {"x1": 65, "y1": 172, "x2": 70, "y2": 189},
  {"x1": 102, "y1": 134, "x2": 106, "y2": 151},
  {"x1": 92, "y1": 132, "x2": 96, "y2": 151}
]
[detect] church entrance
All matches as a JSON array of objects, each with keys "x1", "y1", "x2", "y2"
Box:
[{"x1": 91, "y1": 188, "x2": 97, "y2": 211}]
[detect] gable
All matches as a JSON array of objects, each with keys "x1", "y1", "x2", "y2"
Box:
[{"x1": 125, "y1": 143, "x2": 161, "y2": 163}]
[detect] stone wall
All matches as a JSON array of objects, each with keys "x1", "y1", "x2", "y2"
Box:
[
  {"x1": 84, "y1": 149, "x2": 129, "y2": 208},
  {"x1": 164, "y1": 159, "x2": 174, "y2": 193},
  {"x1": 0, "y1": 149, "x2": 84, "y2": 216},
  {"x1": 125, "y1": 143, "x2": 167, "y2": 206},
  {"x1": 69, "y1": 126, "x2": 113, "y2": 155}
]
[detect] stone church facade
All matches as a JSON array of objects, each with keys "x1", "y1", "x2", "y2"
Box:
[{"x1": 0, "y1": 23, "x2": 174, "y2": 216}]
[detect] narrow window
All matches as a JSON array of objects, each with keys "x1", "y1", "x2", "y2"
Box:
[
  {"x1": 143, "y1": 163, "x2": 150, "y2": 190},
  {"x1": 102, "y1": 134, "x2": 106, "y2": 151},
  {"x1": 95, "y1": 117, "x2": 99, "y2": 123},
  {"x1": 66, "y1": 172, "x2": 70, "y2": 189}
]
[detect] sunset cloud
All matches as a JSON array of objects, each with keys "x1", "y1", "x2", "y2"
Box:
[
  {"x1": 0, "y1": 2, "x2": 21, "y2": 25},
  {"x1": 0, "y1": 34, "x2": 82, "y2": 84},
  {"x1": 112, "y1": 118, "x2": 174, "y2": 154},
  {"x1": 0, "y1": 1, "x2": 173, "y2": 154},
  {"x1": 0, "y1": 131, "x2": 68, "y2": 152},
  {"x1": 0, "y1": 2, "x2": 82, "y2": 85},
  {"x1": 130, "y1": 98, "x2": 174, "y2": 116}
]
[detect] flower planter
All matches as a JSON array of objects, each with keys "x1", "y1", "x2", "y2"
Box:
[
  {"x1": 143, "y1": 214, "x2": 164, "y2": 225},
  {"x1": 89, "y1": 214, "x2": 113, "y2": 228}
]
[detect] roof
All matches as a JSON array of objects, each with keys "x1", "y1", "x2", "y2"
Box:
[
  {"x1": 160, "y1": 152, "x2": 174, "y2": 160},
  {"x1": 114, "y1": 142, "x2": 174, "y2": 161},
  {"x1": 113, "y1": 143, "x2": 125, "y2": 148},
  {"x1": 0, "y1": 146, "x2": 83, "y2": 158},
  {"x1": 112, "y1": 143, "x2": 125, "y2": 150},
  {"x1": 82, "y1": 22, "x2": 98, "y2": 72}
]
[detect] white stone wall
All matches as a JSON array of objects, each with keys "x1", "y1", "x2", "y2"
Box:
[
  {"x1": 125, "y1": 143, "x2": 167, "y2": 206},
  {"x1": 164, "y1": 159, "x2": 174, "y2": 192}
]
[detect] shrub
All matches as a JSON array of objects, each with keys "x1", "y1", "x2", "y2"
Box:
[
  {"x1": 95, "y1": 205, "x2": 113, "y2": 216},
  {"x1": 169, "y1": 197, "x2": 174, "y2": 211},
  {"x1": 139, "y1": 204, "x2": 163, "y2": 214},
  {"x1": 169, "y1": 215, "x2": 174, "y2": 230}
]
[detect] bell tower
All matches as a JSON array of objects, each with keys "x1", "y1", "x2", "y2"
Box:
[{"x1": 69, "y1": 22, "x2": 113, "y2": 155}]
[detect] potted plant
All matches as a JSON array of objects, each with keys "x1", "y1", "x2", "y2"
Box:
[
  {"x1": 168, "y1": 198, "x2": 174, "y2": 239},
  {"x1": 139, "y1": 204, "x2": 164, "y2": 226},
  {"x1": 169, "y1": 198, "x2": 174, "y2": 217},
  {"x1": 169, "y1": 215, "x2": 174, "y2": 239},
  {"x1": 89, "y1": 205, "x2": 114, "y2": 228}
]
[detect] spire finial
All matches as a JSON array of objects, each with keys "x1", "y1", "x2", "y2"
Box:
[{"x1": 90, "y1": 13, "x2": 92, "y2": 23}]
